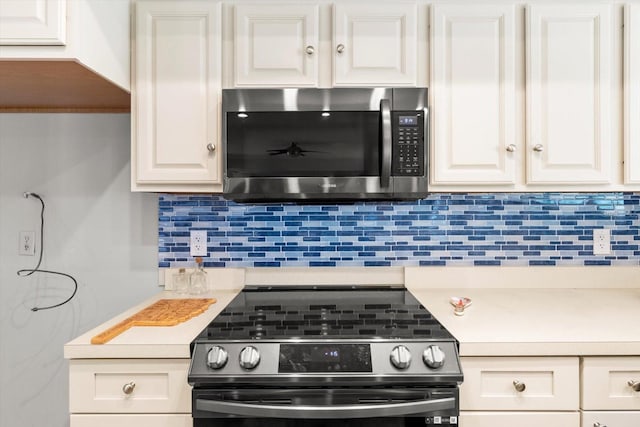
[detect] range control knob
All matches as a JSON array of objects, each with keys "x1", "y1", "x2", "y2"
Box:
[
  {"x1": 206, "y1": 346, "x2": 228, "y2": 370},
  {"x1": 239, "y1": 346, "x2": 260, "y2": 370},
  {"x1": 390, "y1": 345, "x2": 412, "y2": 370},
  {"x1": 423, "y1": 345, "x2": 445, "y2": 369}
]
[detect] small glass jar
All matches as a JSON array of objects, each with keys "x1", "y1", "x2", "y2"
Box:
[
  {"x1": 189, "y1": 257, "x2": 207, "y2": 295},
  {"x1": 172, "y1": 268, "x2": 188, "y2": 294}
]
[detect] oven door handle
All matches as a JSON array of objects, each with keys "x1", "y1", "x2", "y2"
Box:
[
  {"x1": 195, "y1": 396, "x2": 456, "y2": 419},
  {"x1": 380, "y1": 98, "x2": 392, "y2": 189}
]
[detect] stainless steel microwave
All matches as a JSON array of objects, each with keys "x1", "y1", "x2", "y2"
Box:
[{"x1": 222, "y1": 87, "x2": 428, "y2": 201}]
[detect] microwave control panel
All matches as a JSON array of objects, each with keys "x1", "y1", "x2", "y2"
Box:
[{"x1": 392, "y1": 111, "x2": 424, "y2": 176}]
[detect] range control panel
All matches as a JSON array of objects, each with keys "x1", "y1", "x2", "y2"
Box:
[{"x1": 392, "y1": 111, "x2": 425, "y2": 176}]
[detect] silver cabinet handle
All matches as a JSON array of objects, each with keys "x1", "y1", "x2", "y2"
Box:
[
  {"x1": 513, "y1": 380, "x2": 526, "y2": 392},
  {"x1": 305, "y1": 45, "x2": 315, "y2": 55},
  {"x1": 533, "y1": 144, "x2": 544, "y2": 152},
  {"x1": 207, "y1": 143, "x2": 216, "y2": 152},
  {"x1": 629, "y1": 380, "x2": 640, "y2": 392},
  {"x1": 336, "y1": 44, "x2": 345, "y2": 54},
  {"x1": 506, "y1": 144, "x2": 516, "y2": 152},
  {"x1": 122, "y1": 382, "x2": 136, "y2": 395},
  {"x1": 594, "y1": 423, "x2": 608, "y2": 427}
]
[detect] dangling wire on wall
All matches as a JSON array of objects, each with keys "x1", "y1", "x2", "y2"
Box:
[{"x1": 16, "y1": 192, "x2": 78, "y2": 312}]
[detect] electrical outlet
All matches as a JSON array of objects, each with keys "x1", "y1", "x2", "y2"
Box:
[
  {"x1": 593, "y1": 228, "x2": 611, "y2": 255},
  {"x1": 19, "y1": 231, "x2": 36, "y2": 256},
  {"x1": 190, "y1": 230, "x2": 208, "y2": 257}
]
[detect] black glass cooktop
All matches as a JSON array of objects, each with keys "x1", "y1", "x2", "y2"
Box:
[{"x1": 195, "y1": 287, "x2": 454, "y2": 341}]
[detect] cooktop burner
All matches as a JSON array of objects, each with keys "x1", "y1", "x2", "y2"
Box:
[{"x1": 194, "y1": 287, "x2": 454, "y2": 341}]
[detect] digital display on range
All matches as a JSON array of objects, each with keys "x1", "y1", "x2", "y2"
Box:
[
  {"x1": 278, "y1": 344, "x2": 372, "y2": 373},
  {"x1": 399, "y1": 115, "x2": 418, "y2": 126}
]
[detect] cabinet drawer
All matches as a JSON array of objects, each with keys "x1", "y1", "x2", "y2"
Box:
[
  {"x1": 581, "y1": 357, "x2": 640, "y2": 410},
  {"x1": 581, "y1": 411, "x2": 640, "y2": 427},
  {"x1": 460, "y1": 357, "x2": 579, "y2": 410},
  {"x1": 71, "y1": 414, "x2": 192, "y2": 427},
  {"x1": 69, "y1": 359, "x2": 191, "y2": 413},
  {"x1": 460, "y1": 411, "x2": 579, "y2": 427}
]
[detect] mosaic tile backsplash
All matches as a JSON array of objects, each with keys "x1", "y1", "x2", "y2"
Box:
[{"x1": 159, "y1": 193, "x2": 640, "y2": 268}]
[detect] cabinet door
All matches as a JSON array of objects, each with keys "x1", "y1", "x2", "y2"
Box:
[
  {"x1": 460, "y1": 411, "x2": 579, "y2": 427},
  {"x1": 430, "y1": 5, "x2": 517, "y2": 185},
  {"x1": 133, "y1": 0, "x2": 221, "y2": 190},
  {"x1": 526, "y1": 4, "x2": 613, "y2": 184},
  {"x1": 460, "y1": 357, "x2": 579, "y2": 411},
  {"x1": 625, "y1": 4, "x2": 640, "y2": 184},
  {"x1": 582, "y1": 357, "x2": 640, "y2": 410},
  {"x1": 582, "y1": 411, "x2": 640, "y2": 427},
  {"x1": 69, "y1": 359, "x2": 191, "y2": 413},
  {"x1": 333, "y1": 3, "x2": 417, "y2": 86},
  {"x1": 233, "y1": 4, "x2": 319, "y2": 87},
  {"x1": 0, "y1": 0, "x2": 66, "y2": 45}
]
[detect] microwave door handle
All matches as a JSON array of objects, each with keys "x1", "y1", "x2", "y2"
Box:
[
  {"x1": 196, "y1": 396, "x2": 456, "y2": 419},
  {"x1": 380, "y1": 98, "x2": 392, "y2": 189}
]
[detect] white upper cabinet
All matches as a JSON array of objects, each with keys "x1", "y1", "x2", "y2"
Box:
[
  {"x1": 625, "y1": 4, "x2": 640, "y2": 185},
  {"x1": 230, "y1": 2, "x2": 419, "y2": 87},
  {"x1": 526, "y1": 4, "x2": 613, "y2": 185},
  {"x1": 430, "y1": 4, "x2": 518, "y2": 185},
  {"x1": 333, "y1": 3, "x2": 417, "y2": 86},
  {"x1": 0, "y1": 0, "x2": 66, "y2": 45},
  {"x1": 0, "y1": 0, "x2": 130, "y2": 98},
  {"x1": 233, "y1": 4, "x2": 319, "y2": 87},
  {"x1": 132, "y1": 0, "x2": 222, "y2": 192}
]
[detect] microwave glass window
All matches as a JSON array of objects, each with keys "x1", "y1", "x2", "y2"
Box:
[{"x1": 226, "y1": 112, "x2": 380, "y2": 177}]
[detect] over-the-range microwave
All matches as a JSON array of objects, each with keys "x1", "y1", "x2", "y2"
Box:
[{"x1": 222, "y1": 87, "x2": 428, "y2": 202}]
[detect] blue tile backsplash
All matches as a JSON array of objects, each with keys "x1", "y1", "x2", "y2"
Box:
[{"x1": 158, "y1": 193, "x2": 640, "y2": 268}]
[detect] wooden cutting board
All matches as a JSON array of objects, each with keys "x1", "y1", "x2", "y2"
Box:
[{"x1": 91, "y1": 298, "x2": 216, "y2": 344}]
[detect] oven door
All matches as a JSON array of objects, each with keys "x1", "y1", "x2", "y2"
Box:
[{"x1": 193, "y1": 387, "x2": 459, "y2": 427}]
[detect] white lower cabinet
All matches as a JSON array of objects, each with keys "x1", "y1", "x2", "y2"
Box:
[
  {"x1": 71, "y1": 414, "x2": 192, "y2": 427},
  {"x1": 460, "y1": 411, "x2": 579, "y2": 427},
  {"x1": 581, "y1": 357, "x2": 640, "y2": 427},
  {"x1": 459, "y1": 357, "x2": 580, "y2": 427},
  {"x1": 581, "y1": 411, "x2": 640, "y2": 427},
  {"x1": 69, "y1": 359, "x2": 192, "y2": 427},
  {"x1": 581, "y1": 357, "x2": 640, "y2": 411}
]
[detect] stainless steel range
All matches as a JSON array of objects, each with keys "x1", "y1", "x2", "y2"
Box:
[{"x1": 188, "y1": 287, "x2": 463, "y2": 427}]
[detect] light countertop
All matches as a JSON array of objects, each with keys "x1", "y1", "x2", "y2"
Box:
[
  {"x1": 65, "y1": 267, "x2": 640, "y2": 359},
  {"x1": 64, "y1": 288, "x2": 242, "y2": 359},
  {"x1": 408, "y1": 286, "x2": 640, "y2": 356}
]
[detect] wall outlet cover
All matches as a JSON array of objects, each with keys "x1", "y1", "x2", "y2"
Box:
[
  {"x1": 593, "y1": 228, "x2": 611, "y2": 255},
  {"x1": 190, "y1": 230, "x2": 208, "y2": 257},
  {"x1": 19, "y1": 231, "x2": 35, "y2": 256}
]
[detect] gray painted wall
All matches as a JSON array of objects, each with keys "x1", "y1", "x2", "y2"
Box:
[{"x1": 0, "y1": 114, "x2": 159, "y2": 427}]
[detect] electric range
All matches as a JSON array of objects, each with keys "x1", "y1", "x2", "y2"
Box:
[{"x1": 188, "y1": 286, "x2": 462, "y2": 426}]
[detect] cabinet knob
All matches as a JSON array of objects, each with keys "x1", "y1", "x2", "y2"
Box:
[
  {"x1": 305, "y1": 45, "x2": 315, "y2": 55},
  {"x1": 122, "y1": 382, "x2": 136, "y2": 395},
  {"x1": 533, "y1": 144, "x2": 544, "y2": 152},
  {"x1": 506, "y1": 144, "x2": 516, "y2": 152},
  {"x1": 629, "y1": 380, "x2": 640, "y2": 392},
  {"x1": 594, "y1": 423, "x2": 608, "y2": 427},
  {"x1": 336, "y1": 44, "x2": 345, "y2": 54},
  {"x1": 513, "y1": 380, "x2": 526, "y2": 392},
  {"x1": 207, "y1": 143, "x2": 216, "y2": 153}
]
